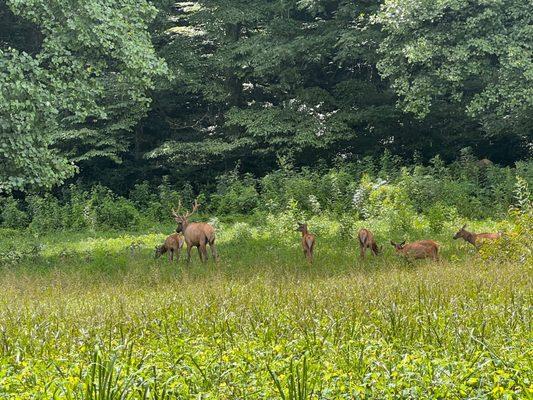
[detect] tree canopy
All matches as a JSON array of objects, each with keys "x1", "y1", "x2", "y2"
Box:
[
  {"x1": 0, "y1": 0, "x2": 531, "y2": 194},
  {"x1": 0, "y1": 0, "x2": 166, "y2": 192}
]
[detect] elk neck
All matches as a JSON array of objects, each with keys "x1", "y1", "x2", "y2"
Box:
[
  {"x1": 463, "y1": 230, "x2": 476, "y2": 245},
  {"x1": 181, "y1": 219, "x2": 190, "y2": 231}
]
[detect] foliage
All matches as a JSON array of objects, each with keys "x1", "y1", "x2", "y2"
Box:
[
  {"x1": 0, "y1": 197, "x2": 29, "y2": 229},
  {"x1": 0, "y1": 0, "x2": 167, "y2": 193},
  {"x1": 1, "y1": 158, "x2": 531, "y2": 233},
  {"x1": 376, "y1": 0, "x2": 533, "y2": 142}
]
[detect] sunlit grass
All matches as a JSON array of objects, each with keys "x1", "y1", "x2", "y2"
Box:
[{"x1": 0, "y1": 222, "x2": 530, "y2": 399}]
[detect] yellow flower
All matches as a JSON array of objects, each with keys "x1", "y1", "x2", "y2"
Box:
[
  {"x1": 467, "y1": 377, "x2": 478, "y2": 386},
  {"x1": 491, "y1": 386, "x2": 504, "y2": 396}
]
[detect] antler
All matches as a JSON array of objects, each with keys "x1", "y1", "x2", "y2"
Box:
[
  {"x1": 171, "y1": 199, "x2": 183, "y2": 221},
  {"x1": 172, "y1": 198, "x2": 200, "y2": 221},
  {"x1": 189, "y1": 199, "x2": 200, "y2": 216}
]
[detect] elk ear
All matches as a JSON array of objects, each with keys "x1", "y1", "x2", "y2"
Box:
[
  {"x1": 400, "y1": 240, "x2": 406, "y2": 247},
  {"x1": 390, "y1": 241, "x2": 396, "y2": 246},
  {"x1": 462, "y1": 224, "x2": 467, "y2": 230}
]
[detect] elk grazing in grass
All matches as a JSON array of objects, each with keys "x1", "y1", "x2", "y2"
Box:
[
  {"x1": 453, "y1": 224, "x2": 502, "y2": 248},
  {"x1": 172, "y1": 199, "x2": 218, "y2": 263},
  {"x1": 390, "y1": 240, "x2": 439, "y2": 261},
  {"x1": 358, "y1": 228, "x2": 380, "y2": 258},
  {"x1": 155, "y1": 233, "x2": 184, "y2": 262},
  {"x1": 296, "y1": 222, "x2": 315, "y2": 263}
]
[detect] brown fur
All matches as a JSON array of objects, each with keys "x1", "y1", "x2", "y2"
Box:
[
  {"x1": 358, "y1": 228, "x2": 380, "y2": 258},
  {"x1": 173, "y1": 200, "x2": 218, "y2": 263},
  {"x1": 453, "y1": 225, "x2": 502, "y2": 248},
  {"x1": 390, "y1": 240, "x2": 439, "y2": 261},
  {"x1": 296, "y1": 222, "x2": 315, "y2": 263},
  {"x1": 155, "y1": 233, "x2": 184, "y2": 262}
]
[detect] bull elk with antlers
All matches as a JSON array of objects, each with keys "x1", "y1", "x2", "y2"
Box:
[{"x1": 172, "y1": 199, "x2": 218, "y2": 263}]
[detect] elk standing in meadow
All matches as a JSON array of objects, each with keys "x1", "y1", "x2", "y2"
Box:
[
  {"x1": 390, "y1": 240, "x2": 439, "y2": 261},
  {"x1": 296, "y1": 222, "x2": 315, "y2": 263},
  {"x1": 358, "y1": 228, "x2": 380, "y2": 258},
  {"x1": 155, "y1": 233, "x2": 184, "y2": 262},
  {"x1": 173, "y1": 199, "x2": 218, "y2": 263},
  {"x1": 453, "y1": 225, "x2": 502, "y2": 248}
]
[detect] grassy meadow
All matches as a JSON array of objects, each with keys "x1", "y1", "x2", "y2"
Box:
[{"x1": 0, "y1": 218, "x2": 531, "y2": 399}]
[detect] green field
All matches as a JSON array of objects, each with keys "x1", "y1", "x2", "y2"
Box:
[{"x1": 0, "y1": 222, "x2": 531, "y2": 399}]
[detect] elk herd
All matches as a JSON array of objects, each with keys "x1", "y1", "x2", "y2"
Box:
[{"x1": 155, "y1": 200, "x2": 503, "y2": 264}]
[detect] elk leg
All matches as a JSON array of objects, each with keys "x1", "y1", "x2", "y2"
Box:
[
  {"x1": 360, "y1": 244, "x2": 365, "y2": 259},
  {"x1": 186, "y1": 245, "x2": 192, "y2": 263},
  {"x1": 200, "y1": 243, "x2": 208, "y2": 262},
  {"x1": 209, "y1": 240, "x2": 218, "y2": 261},
  {"x1": 169, "y1": 250, "x2": 173, "y2": 262}
]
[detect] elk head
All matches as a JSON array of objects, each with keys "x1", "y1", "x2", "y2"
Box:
[
  {"x1": 172, "y1": 199, "x2": 200, "y2": 233},
  {"x1": 390, "y1": 240, "x2": 406, "y2": 251},
  {"x1": 296, "y1": 222, "x2": 308, "y2": 233},
  {"x1": 453, "y1": 224, "x2": 467, "y2": 240},
  {"x1": 154, "y1": 245, "x2": 165, "y2": 258}
]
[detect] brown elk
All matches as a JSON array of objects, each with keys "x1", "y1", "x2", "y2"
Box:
[
  {"x1": 155, "y1": 233, "x2": 184, "y2": 262},
  {"x1": 296, "y1": 222, "x2": 315, "y2": 263},
  {"x1": 172, "y1": 199, "x2": 218, "y2": 263},
  {"x1": 453, "y1": 224, "x2": 502, "y2": 248},
  {"x1": 358, "y1": 228, "x2": 380, "y2": 258},
  {"x1": 390, "y1": 240, "x2": 439, "y2": 261}
]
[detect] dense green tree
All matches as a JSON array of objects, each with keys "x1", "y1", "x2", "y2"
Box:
[
  {"x1": 140, "y1": 0, "x2": 514, "y2": 190},
  {"x1": 1, "y1": 0, "x2": 529, "y2": 196},
  {"x1": 376, "y1": 0, "x2": 532, "y2": 144},
  {"x1": 0, "y1": 0, "x2": 166, "y2": 193}
]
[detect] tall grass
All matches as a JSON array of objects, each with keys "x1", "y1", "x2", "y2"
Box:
[{"x1": 0, "y1": 218, "x2": 530, "y2": 399}]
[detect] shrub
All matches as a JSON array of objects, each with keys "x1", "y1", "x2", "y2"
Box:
[
  {"x1": 157, "y1": 177, "x2": 183, "y2": 219},
  {"x1": 212, "y1": 172, "x2": 259, "y2": 215},
  {"x1": 95, "y1": 196, "x2": 141, "y2": 230},
  {"x1": 27, "y1": 194, "x2": 66, "y2": 232},
  {"x1": 479, "y1": 209, "x2": 532, "y2": 264},
  {"x1": 129, "y1": 181, "x2": 157, "y2": 208},
  {"x1": 426, "y1": 202, "x2": 459, "y2": 233},
  {"x1": 64, "y1": 185, "x2": 92, "y2": 229},
  {"x1": 0, "y1": 197, "x2": 29, "y2": 229}
]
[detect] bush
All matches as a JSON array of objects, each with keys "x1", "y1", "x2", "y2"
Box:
[
  {"x1": 27, "y1": 194, "x2": 66, "y2": 232},
  {"x1": 93, "y1": 195, "x2": 141, "y2": 230},
  {"x1": 0, "y1": 197, "x2": 29, "y2": 229},
  {"x1": 212, "y1": 172, "x2": 259, "y2": 215},
  {"x1": 479, "y1": 209, "x2": 532, "y2": 264},
  {"x1": 426, "y1": 202, "x2": 459, "y2": 233}
]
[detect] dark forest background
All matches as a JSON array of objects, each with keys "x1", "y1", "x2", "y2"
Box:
[{"x1": 0, "y1": 0, "x2": 531, "y2": 227}]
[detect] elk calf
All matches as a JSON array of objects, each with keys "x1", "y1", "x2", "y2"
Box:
[
  {"x1": 390, "y1": 240, "x2": 439, "y2": 261},
  {"x1": 155, "y1": 233, "x2": 184, "y2": 262},
  {"x1": 173, "y1": 200, "x2": 218, "y2": 263},
  {"x1": 358, "y1": 228, "x2": 380, "y2": 258},
  {"x1": 296, "y1": 222, "x2": 315, "y2": 263},
  {"x1": 453, "y1": 225, "x2": 502, "y2": 248}
]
